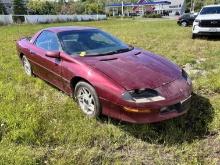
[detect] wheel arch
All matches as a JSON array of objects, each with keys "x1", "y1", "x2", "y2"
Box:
[
  {"x1": 19, "y1": 52, "x2": 24, "y2": 60},
  {"x1": 181, "y1": 20, "x2": 189, "y2": 24},
  {"x1": 70, "y1": 76, "x2": 93, "y2": 93}
]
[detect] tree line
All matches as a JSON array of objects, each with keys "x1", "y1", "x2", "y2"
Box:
[
  {"x1": 1, "y1": 0, "x2": 220, "y2": 15},
  {"x1": 0, "y1": 0, "x2": 107, "y2": 15}
]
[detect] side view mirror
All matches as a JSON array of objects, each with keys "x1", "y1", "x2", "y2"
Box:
[
  {"x1": 45, "y1": 51, "x2": 60, "y2": 58},
  {"x1": 193, "y1": 12, "x2": 198, "y2": 16}
]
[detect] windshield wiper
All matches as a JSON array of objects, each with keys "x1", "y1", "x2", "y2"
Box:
[
  {"x1": 114, "y1": 47, "x2": 134, "y2": 53},
  {"x1": 99, "y1": 46, "x2": 134, "y2": 55},
  {"x1": 85, "y1": 51, "x2": 117, "y2": 56},
  {"x1": 83, "y1": 46, "x2": 134, "y2": 57}
]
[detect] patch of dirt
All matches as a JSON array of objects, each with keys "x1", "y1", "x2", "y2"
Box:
[{"x1": 183, "y1": 58, "x2": 207, "y2": 77}]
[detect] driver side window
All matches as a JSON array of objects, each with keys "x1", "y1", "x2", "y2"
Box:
[{"x1": 35, "y1": 31, "x2": 60, "y2": 51}]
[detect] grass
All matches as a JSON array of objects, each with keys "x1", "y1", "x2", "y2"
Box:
[{"x1": 0, "y1": 18, "x2": 220, "y2": 164}]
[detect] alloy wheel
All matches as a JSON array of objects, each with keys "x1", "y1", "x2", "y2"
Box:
[
  {"x1": 76, "y1": 87, "x2": 96, "y2": 115},
  {"x1": 181, "y1": 21, "x2": 187, "y2": 27},
  {"x1": 22, "y1": 56, "x2": 32, "y2": 76}
]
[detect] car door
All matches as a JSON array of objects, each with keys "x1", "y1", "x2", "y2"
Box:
[{"x1": 29, "y1": 30, "x2": 63, "y2": 89}]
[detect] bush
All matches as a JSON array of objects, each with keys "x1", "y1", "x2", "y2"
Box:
[
  {"x1": 0, "y1": 21, "x2": 4, "y2": 26},
  {"x1": 60, "y1": 2, "x2": 85, "y2": 15},
  {"x1": 27, "y1": 0, "x2": 57, "y2": 15},
  {"x1": 143, "y1": 13, "x2": 162, "y2": 18},
  {"x1": 12, "y1": 16, "x2": 25, "y2": 23},
  {"x1": 85, "y1": 2, "x2": 104, "y2": 14},
  {"x1": 0, "y1": 1, "x2": 4, "y2": 14},
  {"x1": 27, "y1": 0, "x2": 105, "y2": 15},
  {"x1": 13, "y1": 0, "x2": 27, "y2": 15}
]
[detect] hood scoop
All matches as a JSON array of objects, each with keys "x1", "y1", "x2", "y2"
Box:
[
  {"x1": 134, "y1": 51, "x2": 141, "y2": 56},
  {"x1": 100, "y1": 58, "x2": 118, "y2": 62}
]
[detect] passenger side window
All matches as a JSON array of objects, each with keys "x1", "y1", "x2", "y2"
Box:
[{"x1": 35, "y1": 31, "x2": 60, "y2": 51}]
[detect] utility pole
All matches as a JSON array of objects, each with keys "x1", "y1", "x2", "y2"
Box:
[
  {"x1": 97, "y1": 0, "x2": 99, "y2": 20},
  {"x1": 190, "y1": 0, "x2": 195, "y2": 13},
  {"x1": 121, "y1": 1, "x2": 124, "y2": 17}
]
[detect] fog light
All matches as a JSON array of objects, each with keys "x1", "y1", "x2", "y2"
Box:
[
  {"x1": 160, "y1": 107, "x2": 168, "y2": 112},
  {"x1": 123, "y1": 107, "x2": 152, "y2": 113}
]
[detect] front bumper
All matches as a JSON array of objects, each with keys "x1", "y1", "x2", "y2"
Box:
[
  {"x1": 100, "y1": 77, "x2": 192, "y2": 124},
  {"x1": 101, "y1": 95, "x2": 191, "y2": 123},
  {"x1": 192, "y1": 24, "x2": 220, "y2": 35}
]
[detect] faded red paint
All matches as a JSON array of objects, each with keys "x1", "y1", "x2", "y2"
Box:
[{"x1": 16, "y1": 27, "x2": 192, "y2": 123}]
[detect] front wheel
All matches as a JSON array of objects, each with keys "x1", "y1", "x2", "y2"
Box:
[
  {"x1": 22, "y1": 55, "x2": 33, "y2": 76},
  {"x1": 181, "y1": 21, "x2": 188, "y2": 27},
  {"x1": 74, "y1": 81, "x2": 101, "y2": 118}
]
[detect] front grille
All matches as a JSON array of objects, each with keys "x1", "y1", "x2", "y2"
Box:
[
  {"x1": 160, "y1": 96, "x2": 191, "y2": 114},
  {"x1": 200, "y1": 20, "x2": 220, "y2": 27}
]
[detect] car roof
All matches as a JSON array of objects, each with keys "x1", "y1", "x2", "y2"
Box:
[
  {"x1": 203, "y1": 4, "x2": 220, "y2": 8},
  {"x1": 43, "y1": 26, "x2": 98, "y2": 33},
  {"x1": 182, "y1": 13, "x2": 190, "y2": 16}
]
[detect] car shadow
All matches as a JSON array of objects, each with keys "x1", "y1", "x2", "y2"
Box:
[
  {"x1": 99, "y1": 93, "x2": 215, "y2": 145},
  {"x1": 195, "y1": 35, "x2": 220, "y2": 41},
  {"x1": 39, "y1": 79, "x2": 215, "y2": 145}
]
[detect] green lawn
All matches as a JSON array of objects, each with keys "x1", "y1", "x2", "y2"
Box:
[{"x1": 0, "y1": 18, "x2": 220, "y2": 164}]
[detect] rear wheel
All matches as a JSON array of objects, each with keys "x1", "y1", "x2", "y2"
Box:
[
  {"x1": 74, "y1": 81, "x2": 101, "y2": 117},
  {"x1": 181, "y1": 21, "x2": 188, "y2": 27},
  {"x1": 22, "y1": 55, "x2": 33, "y2": 76}
]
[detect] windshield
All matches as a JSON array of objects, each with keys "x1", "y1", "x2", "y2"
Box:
[
  {"x1": 58, "y1": 29, "x2": 131, "y2": 56},
  {"x1": 200, "y1": 6, "x2": 220, "y2": 15}
]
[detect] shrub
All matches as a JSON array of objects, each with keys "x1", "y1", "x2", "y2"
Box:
[
  {"x1": 27, "y1": 0, "x2": 57, "y2": 15},
  {"x1": 13, "y1": 0, "x2": 27, "y2": 15},
  {"x1": 85, "y1": 2, "x2": 104, "y2": 14},
  {"x1": 0, "y1": 1, "x2": 4, "y2": 14},
  {"x1": 0, "y1": 21, "x2": 4, "y2": 26},
  {"x1": 143, "y1": 13, "x2": 162, "y2": 18},
  {"x1": 12, "y1": 15, "x2": 25, "y2": 24}
]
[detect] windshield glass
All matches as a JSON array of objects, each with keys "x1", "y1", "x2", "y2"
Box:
[
  {"x1": 200, "y1": 6, "x2": 220, "y2": 15},
  {"x1": 58, "y1": 29, "x2": 131, "y2": 56}
]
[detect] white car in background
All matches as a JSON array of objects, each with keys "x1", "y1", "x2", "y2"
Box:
[{"x1": 192, "y1": 4, "x2": 220, "y2": 39}]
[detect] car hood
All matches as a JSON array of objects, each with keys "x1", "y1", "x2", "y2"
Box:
[
  {"x1": 80, "y1": 49, "x2": 181, "y2": 90},
  {"x1": 197, "y1": 14, "x2": 220, "y2": 20}
]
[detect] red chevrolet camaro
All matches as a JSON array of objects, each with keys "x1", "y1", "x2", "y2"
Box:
[{"x1": 16, "y1": 26, "x2": 192, "y2": 123}]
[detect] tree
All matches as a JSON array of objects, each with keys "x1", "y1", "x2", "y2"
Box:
[
  {"x1": 27, "y1": 0, "x2": 57, "y2": 15},
  {"x1": 83, "y1": 0, "x2": 105, "y2": 14},
  {"x1": 13, "y1": 0, "x2": 27, "y2": 14},
  {"x1": 0, "y1": 0, "x2": 7, "y2": 14},
  {"x1": 0, "y1": 1, "x2": 4, "y2": 14}
]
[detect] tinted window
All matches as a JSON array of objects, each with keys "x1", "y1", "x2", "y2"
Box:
[
  {"x1": 58, "y1": 29, "x2": 130, "y2": 56},
  {"x1": 182, "y1": 14, "x2": 190, "y2": 18},
  {"x1": 200, "y1": 6, "x2": 220, "y2": 15},
  {"x1": 35, "y1": 31, "x2": 60, "y2": 51}
]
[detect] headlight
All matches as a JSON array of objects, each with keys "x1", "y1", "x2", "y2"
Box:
[
  {"x1": 182, "y1": 69, "x2": 192, "y2": 85},
  {"x1": 194, "y1": 19, "x2": 200, "y2": 26},
  {"x1": 122, "y1": 88, "x2": 165, "y2": 103}
]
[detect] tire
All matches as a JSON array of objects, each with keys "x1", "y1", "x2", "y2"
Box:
[
  {"x1": 22, "y1": 55, "x2": 33, "y2": 76},
  {"x1": 181, "y1": 21, "x2": 188, "y2": 27},
  {"x1": 74, "y1": 81, "x2": 101, "y2": 118}
]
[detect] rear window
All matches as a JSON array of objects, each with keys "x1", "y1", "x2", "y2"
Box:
[
  {"x1": 200, "y1": 6, "x2": 220, "y2": 15},
  {"x1": 182, "y1": 14, "x2": 190, "y2": 18}
]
